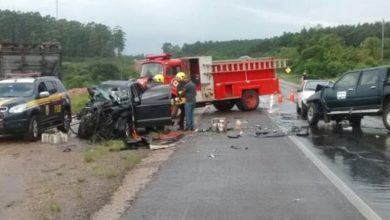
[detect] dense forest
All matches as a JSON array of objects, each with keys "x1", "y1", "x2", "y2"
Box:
[
  {"x1": 163, "y1": 22, "x2": 390, "y2": 78},
  {"x1": 0, "y1": 10, "x2": 130, "y2": 88},
  {"x1": 0, "y1": 10, "x2": 125, "y2": 57},
  {"x1": 1, "y1": 9, "x2": 390, "y2": 85}
]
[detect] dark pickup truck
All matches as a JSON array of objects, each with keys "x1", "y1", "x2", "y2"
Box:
[{"x1": 306, "y1": 66, "x2": 390, "y2": 130}]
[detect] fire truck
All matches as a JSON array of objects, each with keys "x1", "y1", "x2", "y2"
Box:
[{"x1": 139, "y1": 53, "x2": 287, "y2": 111}]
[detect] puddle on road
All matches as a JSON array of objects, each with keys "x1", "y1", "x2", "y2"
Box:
[{"x1": 262, "y1": 94, "x2": 390, "y2": 219}]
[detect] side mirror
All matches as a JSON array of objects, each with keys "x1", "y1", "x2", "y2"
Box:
[{"x1": 39, "y1": 91, "x2": 50, "y2": 98}]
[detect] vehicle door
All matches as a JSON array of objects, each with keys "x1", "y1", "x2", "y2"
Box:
[
  {"x1": 36, "y1": 81, "x2": 53, "y2": 124},
  {"x1": 44, "y1": 80, "x2": 62, "y2": 122},
  {"x1": 355, "y1": 68, "x2": 383, "y2": 110},
  {"x1": 134, "y1": 85, "x2": 171, "y2": 128},
  {"x1": 323, "y1": 71, "x2": 361, "y2": 111}
]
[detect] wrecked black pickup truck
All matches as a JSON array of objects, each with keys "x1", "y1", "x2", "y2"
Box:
[
  {"x1": 306, "y1": 66, "x2": 390, "y2": 130},
  {"x1": 77, "y1": 80, "x2": 172, "y2": 140}
]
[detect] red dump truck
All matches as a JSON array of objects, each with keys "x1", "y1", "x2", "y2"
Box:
[{"x1": 138, "y1": 53, "x2": 287, "y2": 111}]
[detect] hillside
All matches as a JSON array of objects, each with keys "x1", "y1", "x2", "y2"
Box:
[{"x1": 163, "y1": 22, "x2": 390, "y2": 78}]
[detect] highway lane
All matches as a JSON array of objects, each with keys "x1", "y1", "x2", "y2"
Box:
[
  {"x1": 121, "y1": 104, "x2": 366, "y2": 220},
  {"x1": 277, "y1": 80, "x2": 390, "y2": 219}
]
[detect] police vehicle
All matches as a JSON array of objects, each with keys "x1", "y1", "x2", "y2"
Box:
[{"x1": 0, "y1": 76, "x2": 71, "y2": 140}]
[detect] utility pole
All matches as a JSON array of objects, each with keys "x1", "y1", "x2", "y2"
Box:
[
  {"x1": 382, "y1": 19, "x2": 385, "y2": 62},
  {"x1": 56, "y1": 0, "x2": 59, "y2": 19}
]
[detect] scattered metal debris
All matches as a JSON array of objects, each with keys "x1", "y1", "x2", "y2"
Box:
[
  {"x1": 211, "y1": 117, "x2": 227, "y2": 132},
  {"x1": 63, "y1": 148, "x2": 72, "y2": 152},
  {"x1": 230, "y1": 145, "x2": 240, "y2": 150},
  {"x1": 227, "y1": 133, "x2": 241, "y2": 138}
]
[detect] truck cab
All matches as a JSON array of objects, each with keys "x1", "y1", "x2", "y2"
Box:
[{"x1": 306, "y1": 66, "x2": 390, "y2": 129}]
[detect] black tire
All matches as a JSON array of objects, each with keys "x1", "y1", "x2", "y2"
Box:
[
  {"x1": 301, "y1": 103, "x2": 308, "y2": 119},
  {"x1": 236, "y1": 101, "x2": 245, "y2": 111},
  {"x1": 237, "y1": 90, "x2": 259, "y2": 111},
  {"x1": 383, "y1": 104, "x2": 390, "y2": 130},
  {"x1": 307, "y1": 103, "x2": 320, "y2": 126},
  {"x1": 213, "y1": 100, "x2": 235, "y2": 112},
  {"x1": 58, "y1": 109, "x2": 71, "y2": 133},
  {"x1": 77, "y1": 117, "x2": 90, "y2": 139},
  {"x1": 296, "y1": 103, "x2": 301, "y2": 114},
  {"x1": 350, "y1": 116, "x2": 362, "y2": 128},
  {"x1": 24, "y1": 115, "x2": 40, "y2": 141}
]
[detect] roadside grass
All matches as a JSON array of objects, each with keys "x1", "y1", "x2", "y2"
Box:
[
  {"x1": 48, "y1": 201, "x2": 61, "y2": 214},
  {"x1": 84, "y1": 140, "x2": 148, "y2": 175},
  {"x1": 91, "y1": 165, "x2": 117, "y2": 179},
  {"x1": 122, "y1": 153, "x2": 144, "y2": 171},
  {"x1": 70, "y1": 92, "x2": 89, "y2": 114},
  {"x1": 34, "y1": 140, "x2": 149, "y2": 220},
  {"x1": 278, "y1": 72, "x2": 301, "y2": 84},
  {"x1": 84, "y1": 140, "x2": 124, "y2": 163}
]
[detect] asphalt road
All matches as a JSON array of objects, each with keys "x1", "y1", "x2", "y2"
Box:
[
  {"x1": 120, "y1": 105, "x2": 365, "y2": 220},
  {"x1": 276, "y1": 80, "x2": 390, "y2": 219}
]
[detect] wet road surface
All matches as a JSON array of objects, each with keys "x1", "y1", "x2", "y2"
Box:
[
  {"x1": 120, "y1": 105, "x2": 365, "y2": 220},
  {"x1": 275, "y1": 80, "x2": 390, "y2": 219}
]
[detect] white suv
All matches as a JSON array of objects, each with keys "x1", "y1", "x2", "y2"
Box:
[{"x1": 296, "y1": 80, "x2": 330, "y2": 118}]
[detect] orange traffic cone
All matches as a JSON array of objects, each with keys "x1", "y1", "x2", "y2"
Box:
[
  {"x1": 289, "y1": 90, "x2": 295, "y2": 102},
  {"x1": 277, "y1": 93, "x2": 283, "y2": 103}
]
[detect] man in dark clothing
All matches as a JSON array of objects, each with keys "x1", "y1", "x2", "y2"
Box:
[{"x1": 182, "y1": 77, "x2": 197, "y2": 131}]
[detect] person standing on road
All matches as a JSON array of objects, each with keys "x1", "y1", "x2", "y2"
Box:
[
  {"x1": 182, "y1": 75, "x2": 196, "y2": 131},
  {"x1": 172, "y1": 72, "x2": 187, "y2": 130},
  {"x1": 300, "y1": 70, "x2": 308, "y2": 88}
]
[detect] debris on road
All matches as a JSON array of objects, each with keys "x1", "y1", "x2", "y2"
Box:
[
  {"x1": 211, "y1": 117, "x2": 227, "y2": 132},
  {"x1": 41, "y1": 132, "x2": 69, "y2": 144},
  {"x1": 227, "y1": 133, "x2": 241, "y2": 139},
  {"x1": 147, "y1": 131, "x2": 184, "y2": 150},
  {"x1": 230, "y1": 145, "x2": 240, "y2": 150},
  {"x1": 253, "y1": 130, "x2": 287, "y2": 138}
]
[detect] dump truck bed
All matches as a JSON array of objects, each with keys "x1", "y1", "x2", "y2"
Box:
[{"x1": 0, "y1": 43, "x2": 62, "y2": 79}]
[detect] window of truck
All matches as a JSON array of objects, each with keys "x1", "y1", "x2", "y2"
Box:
[
  {"x1": 141, "y1": 63, "x2": 163, "y2": 78},
  {"x1": 168, "y1": 66, "x2": 181, "y2": 77},
  {"x1": 335, "y1": 72, "x2": 360, "y2": 88}
]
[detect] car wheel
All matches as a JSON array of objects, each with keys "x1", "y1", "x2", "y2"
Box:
[
  {"x1": 383, "y1": 104, "x2": 390, "y2": 130},
  {"x1": 77, "y1": 116, "x2": 90, "y2": 139},
  {"x1": 237, "y1": 90, "x2": 259, "y2": 111},
  {"x1": 307, "y1": 103, "x2": 320, "y2": 126},
  {"x1": 24, "y1": 115, "x2": 40, "y2": 141},
  {"x1": 301, "y1": 103, "x2": 308, "y2": 118},
  {"x1": 213, "y1": 100, "x2": 235, "y2": 112},
  {"x1": 350, "y1": 116, "x2": 362, "y2": 128},
  {"x1": 296, "y1": 103, "x2": 301, "y2": 114},
  {"x1": 58, "y1": 109, "x2": 71, "y2": 133}
]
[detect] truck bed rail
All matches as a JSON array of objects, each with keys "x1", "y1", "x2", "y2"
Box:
[{"x1": 211, "y1": 58, "x2": 288, "y2": 73}]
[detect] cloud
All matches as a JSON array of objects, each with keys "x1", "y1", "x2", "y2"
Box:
[
  {"x1": 236, "y1": 5, "x2": 339, "y2": 27},
  {"x1": 1, "y1": 0, "x2": 390, "y2": 54}
]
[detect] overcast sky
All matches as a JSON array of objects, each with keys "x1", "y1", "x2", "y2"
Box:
[{"x1": 1, "y1": 0, "x2": 389, "y2": 55}]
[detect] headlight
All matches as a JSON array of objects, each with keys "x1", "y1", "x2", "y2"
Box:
[{"x1": 9, "y1": 103, "x2": 27, "y2": 114}]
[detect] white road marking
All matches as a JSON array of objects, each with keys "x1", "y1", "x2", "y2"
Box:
[
  {"x1": 289, "y1": 135, "x2": 382, "y2": 220},
  {"x1": 277, "y1": 79, "x2": 382, "y2": 219}
]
